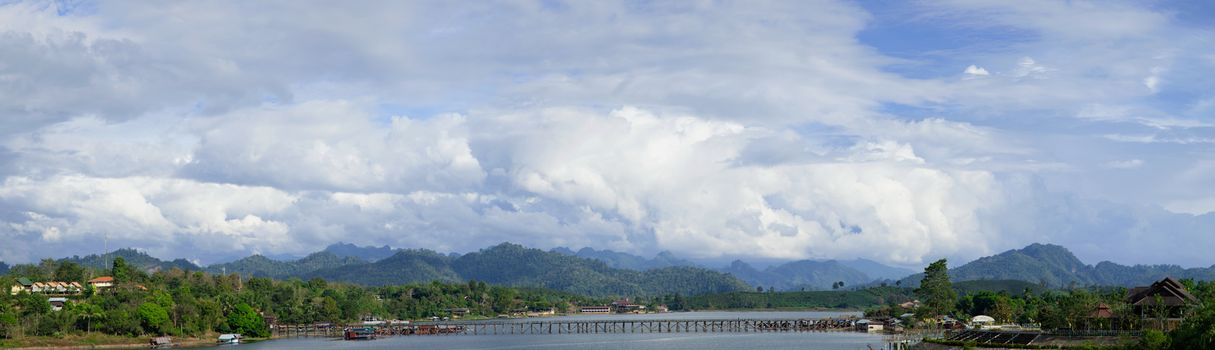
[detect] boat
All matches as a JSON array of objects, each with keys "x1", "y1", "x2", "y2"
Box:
[
  {"x1": 217, "y1": 333, "x2": 241, "y2": 344},
  {"x1": 344, "y1": 327, "x2": 378, "y2": 341},
  {"x1": 149, "y1": 336, "x2": 174, "y2": 348}
]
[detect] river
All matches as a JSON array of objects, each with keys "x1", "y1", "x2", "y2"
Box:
[{"x1": 214, "y1": 311, "x2": 902, "y2": 350}]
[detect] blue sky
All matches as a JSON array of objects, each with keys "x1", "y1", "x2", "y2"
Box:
[{"x1": 0, "y1": 0, "x2": 1213, "y2": 269}]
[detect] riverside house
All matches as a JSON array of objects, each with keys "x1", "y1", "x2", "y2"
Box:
[{"x1": 1127, "y1": 277, "x2": 1200, "y2": 331}]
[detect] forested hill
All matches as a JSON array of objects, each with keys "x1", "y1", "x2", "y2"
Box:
[
  {"x1": 549, "y1": 247, "x2": 912, "y2": 291},
  {"x1": 0, "y1": 261, "x2": 8, "y2": 275},
  {"x1": 206, "y1": 252, "x2": 367, "y2": 279},
  {"x1": 322, "y1": 242, "x2": 398, "y2": 262},
  {"x1": 839, "y1": 258, "x2": 916, "y2": 281},
  {"x1": 61, "y1": 248, "x2": 200, "y2": 272},
  {"x1": 311, "y1": 243, "x2": 751, "y2": 297},
  {"x1": 898, "y1": 243, "x2": 1215, "y2": 288},
  {"x1": 720, "y1": 259, "x2": 873, "y2": 291},
  {"x1": 550, "y1": 247, "x2": 696, "y2": 270}
]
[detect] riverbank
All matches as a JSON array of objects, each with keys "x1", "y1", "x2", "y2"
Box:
[
  {"x1": 0, "y1": 334, "x2": 222, "y2": 350},
  {"x1": 916, "y1": 336, "x2": 1136, "y2": 350}
]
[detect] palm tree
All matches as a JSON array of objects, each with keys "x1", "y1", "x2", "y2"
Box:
[{"x1": 80, "y1": 304, "x2": 103, "y2": 334}]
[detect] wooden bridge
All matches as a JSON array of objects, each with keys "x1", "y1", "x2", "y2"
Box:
[{"x1": 273, "y1": 318, "x2": 859, "y2": 337}]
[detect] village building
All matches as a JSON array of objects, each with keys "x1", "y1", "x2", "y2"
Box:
[
  {"x1": 855, "y1": 319, "x2": 884, "y2": 332},
  {"x1": 447, "y1": 308, "x2": 470, "y2": 318},
  {"x1": 48, "y1": 297, "x2": 68, "y2": 311},
  {"x1": 10, "y1": 278, "x2": 33, "y2": 295},
  {"x1": 525, "y1": 308, "x2": 556, "y2": 317},
  {"x1": 611, "y1": 298, "x2": 646, "y2": 313},
  {"x1": 10, "y1": 278, "x2": 82, "y2": 295},
  {"x1": 88, "y1": 276, "x2": 115, "y2": 289},
  {"x1": 1126, "y1": 277, "x2": 1200, "y2": 331},
  {"x1": 578, "y1": 305, "x2": 611, "y2": 314}
]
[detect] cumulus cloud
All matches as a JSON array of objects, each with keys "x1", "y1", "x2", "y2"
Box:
[
  {"x1": 184, "y1": 101, "x2": 485, "y2": 193},
  {"x1": 1, "y1": 0, "x2": 1214, "y2": 269},
  {"x1": 963, "y1": 65, "x2": 990, "y2": 77}
]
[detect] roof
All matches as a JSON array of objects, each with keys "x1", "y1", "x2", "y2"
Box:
[
  {"x1": 16, "y1": 277, "x2": 33, "y2": 286},
  {"x1": 88, "y1": 276, "x2": 114, "y2": 283},
  {"x1": 47, "y1": 297, "x2": 68, "y2": 302},
  {"x1": 1127, "y1": 277, "x2": 1200, "y2": 307},
  {"x1": 1091, "y1": 303, "x2": 1115, "y2": 318},
  {"x1": 971, "y1": 315, "x2": 995, "y2": 323}
]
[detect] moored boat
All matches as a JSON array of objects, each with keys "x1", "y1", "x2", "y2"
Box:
[
  {"x1": 217, "y1": 333, "x2": 241, "y2": 344},
  {"x1": 344, "y1": 327, "x2": 378, "y2": 341}
]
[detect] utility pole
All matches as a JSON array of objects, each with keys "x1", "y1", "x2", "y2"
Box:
[{"x1": 104, "y1": 232, "x2": 109, "y2": 273}]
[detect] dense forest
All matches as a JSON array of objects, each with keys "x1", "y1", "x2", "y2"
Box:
[
  {"x1": 209, "y1": 243, "x2": 752, "y2": 297},
  {"x1": 683, "y1": 286, "x2": 914, "y2": 310},
  {"x1": 0, "y1": 257, "x2": 611, "y2": 342}
]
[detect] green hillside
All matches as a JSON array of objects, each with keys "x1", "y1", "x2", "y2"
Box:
[
  {"x1": 307, "y1": 249, "x2": 462, "y2": 285},
  {"x1": 207, "y1": 251, "x2": 366, "y2": 279},
  {"x1": 898, "y1": 243, "x2": 1215, "y2": 288},
  {"x1": 720, "y1": 259, "x2": 873, "y2": 291},
  {"x1": 61, "y1": 248, "x2": 200, "y2": 272},
  {"x1": 686, "y1": 286, "x2": 915, "y2": 310},
  {"x1": 202, "y1": 243, "x2": 751, "y2": 298}
]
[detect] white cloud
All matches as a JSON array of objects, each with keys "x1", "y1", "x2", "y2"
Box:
[
  {"x1": 963, "y1": 65, "x2": 990, "y2": 76},
  {"x1": 1105, "y1": 159, "x2": 1143, "y2": 169},
  {"x1": 1143, "y1": 66, "x2": 1165, "y2": 93},
  {"x1": 185, "y1": 100, "x2": 485, "y2": 193}
]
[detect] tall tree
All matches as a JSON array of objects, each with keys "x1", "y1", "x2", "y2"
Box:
[
  {"x1": 138, "y1": 302, "x2": 169, "y2": 335},
  {"x1": 53, "y1": 261, "x2": 85, "y2": 282},
  {"x1": 112, "y1": 257, "x2": 129, "y2": 282},
  {"x1": 916, "y1": 259, "x2": 957, "y2": 317},
  {"x1": 226, "y1": 303, "x2": 268, "y2": 337}
]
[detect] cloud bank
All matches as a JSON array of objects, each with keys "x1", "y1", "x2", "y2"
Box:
[{"x1": 1, "y1": 0, "x2": 1214, "y2": 268}]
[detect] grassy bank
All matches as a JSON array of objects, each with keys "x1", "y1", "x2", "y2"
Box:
[
  {"x1": 0, "y1": 334, "x2": 218, "y2": 350},
  {"x1": 921, "y1": 337, "x2": 1133, "y2": 350}
]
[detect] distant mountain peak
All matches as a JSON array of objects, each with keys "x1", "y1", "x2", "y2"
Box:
[{"x1": 322, "y1": 242, "x2": 397, "y2": 262}]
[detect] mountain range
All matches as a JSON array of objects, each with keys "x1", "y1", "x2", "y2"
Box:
[
  {"x1": 20, "y1": 241, "x2": 1215, "y2": 296},
  {"x1": 898, "y1": 243, "x2": 1215, "y2": 288},
  {"x1": 12, "y1": 243, "x2": 908, "y2": 293},
  {"x1": 550, "y1": 247, "x2": 696, "y2": 271},
  {"x1": 62, "y1": 248, "x2": 201, "y2": 272}
]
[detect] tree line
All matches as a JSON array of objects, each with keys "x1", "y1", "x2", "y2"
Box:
[{"x1": 0, "y1": 257, "x2": 611, "y2": 340}]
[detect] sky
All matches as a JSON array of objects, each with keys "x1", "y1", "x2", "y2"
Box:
[{"x1": 1, "y1": 0, "x2": 1214, "y2": 268}]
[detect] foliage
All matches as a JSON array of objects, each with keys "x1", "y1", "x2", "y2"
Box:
[
  {"x1": 226, "y1": 303, "x2": 268, "y2": 338},
  {"x1": 111, "y1": 257, "x2": 128, "y2": 283},
  {"x1": 1166, "y1": 299, "x2": 1215, "y2": 349},
  {"x1": 917, "y1": 259, "x2": 957, "y2": 317},
  {"x1": 1139, "y1": 329, "x2": 1170, "y2": 350},
  {"x1": 684, "y1": 286, "x2": 914, "y2": 310},
  {"x1": 137, "y1": 303, "x2": 169, "y2": 335},
  {"x1": 2, "y1": 263, "x2": 614, "y2": 340}
]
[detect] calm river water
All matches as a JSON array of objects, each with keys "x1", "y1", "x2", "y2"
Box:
[{"x1": 215, "y1": 311, "x2": 894, "y2": 350}]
